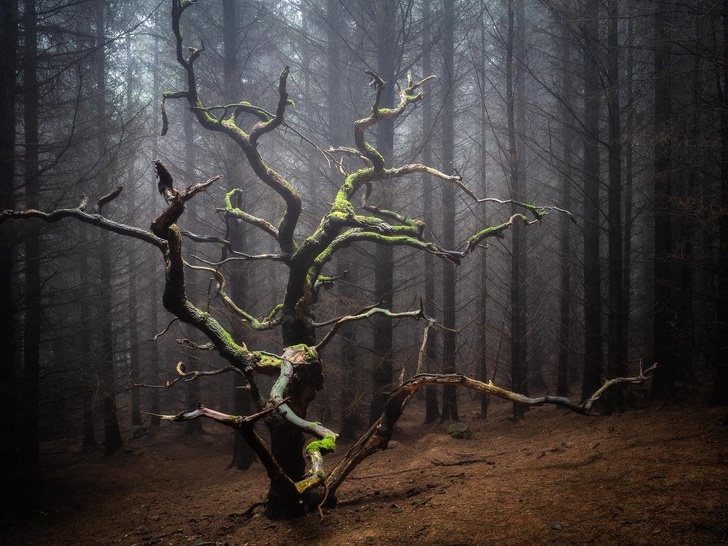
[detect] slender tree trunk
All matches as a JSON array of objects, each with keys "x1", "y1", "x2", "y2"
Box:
[
  {"x1": 623, "y1": 14, "x2": 634, "y2": 378},
  {"x1": 0, "y1": 0, "x2": 20, "y2": 507},
  {"x1": 441, "y1": 0, "x2": 458, "y2": 422},
  {"x1": 182, "y1": 85, "x2": 203, "y2": 436},
  {"x1": 507, "y1": 0, "x2": 529, "y2": 418},
  {"x1": 605, "y1": 0, "x2": 625, "y2": 413},
  {"x1": 148, "y1": 12, "x2": 162, "y2": 427},
  {"x1": 79, "y1": 225, "x2": 97, "y2": 446},
  {"x1": 715, "y1": 0, "x2": 728, "y2": 405},
  {"x1": 94, "y1": 0, "x2": 122, "y2": 455},
  {"x1": 21, "y1": 0, "x2": 41, "y2": 482},
  {"x1": 581, "y1": 0, "x2": 603, "y2": 401},
  {"x1": 325, "y1": 0, "x2": 363, "y2": 439},
  {"x1": 123, "y1": 32, "x2": 142, "y2": 435},
  {"x1": 222, "y1": 0, "x2": 254, "y2": 468},
  {"x1": 369, "y1": 0, "x2": 397, "y2": 424},
  {"x1": 652, "y1": 2, "x2": 676, "y2": 399},
  {"x1": 557, "y1": 10, "x2": 573, "y2": 398},
  {"x1": 421, "y1": 0, "x2": 440, "y2": 424},
  {"x1": 476, "y1": 0, "x2": 489, "y2": 419}
]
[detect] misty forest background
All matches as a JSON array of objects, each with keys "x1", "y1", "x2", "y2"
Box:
[{"x1": 1, "y1": 0, "x2": 728, "y2": 493}]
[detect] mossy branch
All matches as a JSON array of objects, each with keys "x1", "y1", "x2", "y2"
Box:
[
  {"x1": 185, "y1": 258, "x2": 282, "y2": 331},
  {"x1": 249, "y1": 66, "x2": 291, "y2": 145},
  {"x1": 268, "y1": 353, "x2": 338, "y2": 493},
  {"x1": 354, "y1": 74, "x2": 436, "y2": 171},
  {"x1": 169, "y1": 3, "x2": 301, "y2": 260},
  {"x1": 224, "y1": 188, "x2": 279, "y2": 241}
]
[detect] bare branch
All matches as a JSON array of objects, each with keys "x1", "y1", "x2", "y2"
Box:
[
  {"x1": 193, "y1": 253, "x2": 285, "y2": 267},
  {"x1": 315, "y1": 302, "x2": 430, "y2": 353},
  {"x1": 312, "y1": 298, "x2": 384, "y2": 328},
  {"x1": 148, "y1": 398, "x2": 286, "y2": 428},
  {"x1": 325, "y1": 364, "x2": 658, "y2": 496},
  {"x1": 250, "y1": 66, "x2": 292, "y2": 145},
  {"x1": 175, "y1": 338, "x2": 214, "y2": 351},
  {"x1": 183, "y1": 259, "x2": 281, "y2": 331},
  {"x1": 96, "y1": 186, "x2": 123, "y2": 213},
  {"x1": 151, "y1": 318, "x2": 178, "y2": 341},
  {"x1": 1, "y1": 205, "x2": 166, "y2": 250},
  {"x1": 415, "y1": 320, "x2": 435, "y2": 375}
]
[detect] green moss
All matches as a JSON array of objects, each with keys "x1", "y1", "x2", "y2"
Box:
[
  {"x1": 447, "y1": 422, "x2": 473, "y2": 440},
  {"x1": 331, "y1": 191, "x2": 354, "y2": 215},
  {"x1": 305, "y1": 434, "x2": 337, "y2": 454},
  {"x1": 255, "y1": 352, "x2": 281, "y2": 368}
]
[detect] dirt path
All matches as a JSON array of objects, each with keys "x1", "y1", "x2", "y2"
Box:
[{"x1": 3, "y1": 399, "x2": 727, "y2": 545}]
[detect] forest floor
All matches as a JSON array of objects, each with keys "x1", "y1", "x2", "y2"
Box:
[{"x1": 2, "y1": 396, "x2": 728, "y2": 546}]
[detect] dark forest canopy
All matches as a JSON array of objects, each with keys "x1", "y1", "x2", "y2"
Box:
[{"x1": 1, "y1": 0, "x2": 727, "y2": 521}]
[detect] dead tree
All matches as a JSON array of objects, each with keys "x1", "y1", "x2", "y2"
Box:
[{"x1": 0, "y1": 0, "x2": 655, "y2": 520}]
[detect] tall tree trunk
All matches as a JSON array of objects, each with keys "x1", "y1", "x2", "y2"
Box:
[
  {"x1": 21, "y1": 0, "x2": 41, "y2": 482},
  {"x1": 124, "y1": 31, "x2": 142, "y2": 436},
  {"x1": 369, "y1": 0, "x2": 397, "y2": 424},
  {"x1": 0, "y1": 0, "x2": 20, "y2": 507},
  {"x1": 182, "y1": 84, "x2": 203, "y2": 436},
  {"x1": 507, "y1": 0, "x2": 529, "y2": 418},
  {"x1": 605, "y1": 0, "x2": 625, "y2": 412},
  {"x1": 715, "y1": 0, "x2": 728, "y2": 405},
  {"x1": 623, "y1": 14, "x2": 634, "y2": 380},
  {"x1": 94, "y1": 0, "x2": 122, "y2": 455},
  {"x1": 441, "y1": 0, "x2": 459, "y2": 422},
  {"x1": 223, "y1": 0, "x2": 254, "y2": 468},
  {"x1": 148, "y1": 11, "x2": 162, "y2": 427},
  {"x1": 421, "y1": 0, "x2": 440, "y2": 424},
  {"x1": 652, "y1": 2, "x2": 676, "y2": 399},
  {"x1": 557, "y1": 9, "x2": 573, "y2": 398},
  {"x1": 476, "y1": 0, "x2": 489, "y2": 419},
  {"x1": 581, "y1": 0, "x2": 603, "y2": 401},
  {"x1": 326, "y1": 0, "x2": 363, "y2": 439},
  {"x1": 79, "y1": 226, "x2": 97, "y2": 446}
]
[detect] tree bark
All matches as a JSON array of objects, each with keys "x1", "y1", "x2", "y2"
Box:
[
  {"x1": 605, "y1": 0, "x2": 626, "y2": 413},
  {"x1": 94, "y1": 0, "x2": 122, "y2": 456},
  {"x1": 148, "y1": 11, "x2": 162, "y2": 427},
  {"x1": 715, "y1": 0, "x2": 728, "y2": 405},
  {"x1": 507, "y1": 0, "x2": 529, "y2": 418},
  {"x1": 581, "y1": 0, "x2": 603, "y2": 401},
  {"x1": 182, "y1": 79, "x2": 203, "y2": 437},
  {"x1": 476, "y1": 0, "x2": 489, "y2": 419},
  {"x1": 0, "y1": 0, "x2": 19, "y2": 509},
  {"x1": 441, "y1": 0, "x2": 459, "y2": 422},
  {"x1": 124, "y1": 26, "x2": 142, "y2": 436},
  {"x1": 369, "y1": 0, "x2": 397, "y2": 424},
  {"x1": 223, "y1": 0, "x2": 254, "y2": 467},
  {"x1": 557, "y1": 8, "x2": 574, "y2": 398},
  {"x1": 21, "y1": 0, "x2": 41, "y2": 483},
  {"x1": 421, "y1": 0, "x2": 440, "y2": 424},
  {"x1": 652, "y1": 2, "x2": 676, "y2": 399}
]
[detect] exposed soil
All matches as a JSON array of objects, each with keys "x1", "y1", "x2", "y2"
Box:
[{"x1": 3, "y1": 397, "x2": 728, "y2": 546}]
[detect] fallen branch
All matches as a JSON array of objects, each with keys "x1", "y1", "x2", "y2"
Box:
[{"x1": 324, "y1": 364, "x2": 657, "y2": 496}]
